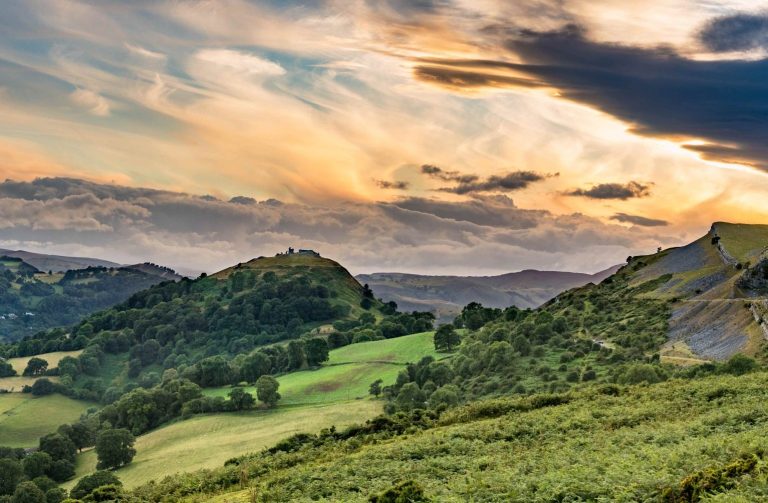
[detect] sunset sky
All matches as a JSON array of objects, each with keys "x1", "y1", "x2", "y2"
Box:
[{"x1": 1, "y1": 0, "x2": 768, "y2": 274}]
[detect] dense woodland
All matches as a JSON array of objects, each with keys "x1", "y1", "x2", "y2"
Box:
[{"x1": 0, "y1": 259, "x2": 171, "y2": 342}]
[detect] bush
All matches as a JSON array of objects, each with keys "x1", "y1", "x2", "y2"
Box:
[{"x1": 70, "y1": 472, "x2": 121, "y2": 500}]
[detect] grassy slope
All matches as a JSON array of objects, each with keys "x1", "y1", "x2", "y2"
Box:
[
  {"x1": 67, "y1": 400, "x2": 380, "y2": 490},
  {"x1": 195, "y1": 372, "x2": 768, "y2": 502},
  {"x1": 70, "y1": 332, "x2": 443, "y2": 489},
  {"x1": 715, "y1": 222, "x2": 768, "y2": 263},
  {"x1": 0, "y1": 394, "x2": 94, "y2": 447},
  {"x1": 8, "y1": 349, "x2": 83, "y2": 373},
  {"x1": 204, "y1": 332, "x2": 444, "y2": 405}
]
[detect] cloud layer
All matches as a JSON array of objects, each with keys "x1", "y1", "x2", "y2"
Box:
[{"x1": 0, "y1": 178, "x2": 677, "y2": 275}]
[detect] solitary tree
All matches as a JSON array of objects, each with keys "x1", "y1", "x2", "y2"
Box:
[
  {"x1": 369, "y1": 379, "x2": 383, "y2": 398},
  {"x1": 256, "y1": 376, "x2": 281, "y2": 408},
  {"x1": 434, "y1": 324, "x2": 460, "y2": 351},
  {"x1": 22, "y1": 357, "x2": 48, "y2": 376},
  {"x1": 95, "y1": 429, "x2": 136, "y2": 470}
]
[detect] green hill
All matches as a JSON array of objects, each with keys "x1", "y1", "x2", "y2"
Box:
[
  {"x1": 0, "y1": 393, "x2": 95, "y2": 447},
  {"x1": 131, "y1": 370, "x2": 768, "y2": 502},
  {"x1": 65, "y1": 331, "x2": 443, "y2": 489},
  {"x1": 0, "y1": 259, "x2": 179, "y2": 343},
  {"x1": 617, "y1": 222, "x2": 768, "y2": 361}
]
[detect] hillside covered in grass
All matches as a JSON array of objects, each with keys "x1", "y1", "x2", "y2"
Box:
[
  {"x1": 65, "y1": 332, "x2": 444, "y2": 489},
  {"x1": 122, "y1": 369, "x2": 768, "y2": 502}
]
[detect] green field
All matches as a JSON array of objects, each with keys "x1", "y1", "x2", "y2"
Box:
[
  {"x1": 0, "y1": 393, "x2": 94, "y2": 447},
  {"x1": 0, "y1": 375, "x2": 60, "y2": 392},
  {"x1": 69, "y1": 332, "x2": 443, "y2": 488},
  {"x1": 204, "y1": 332, "x2": 445, "y2": 405},
  {"x1": 67, "y1": 400, "x2": 380, "y2": 490},
  {"x1": 8, "y1": 350, "x2": 83, "y2": 373}
]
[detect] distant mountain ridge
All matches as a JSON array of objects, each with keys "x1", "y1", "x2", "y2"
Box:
[
  {"x1": 357, "y1": 266, "x2": 621, "y2": 322},
  {"x1": 0, "y1": 249, "x2": 120, "y2": 272}
]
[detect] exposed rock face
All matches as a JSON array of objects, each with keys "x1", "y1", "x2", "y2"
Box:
[{"x1": 738, "y1": 258, "x2": 768, "y2": 292}]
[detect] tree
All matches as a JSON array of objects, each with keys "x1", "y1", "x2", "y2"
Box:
[
  {"x1": 511, "y1": 335, "x2": 531, "y2": 356},
  {"x1": 395, "y1": 383, "x2": 425, "y2": 411},
  {"x1": 428, "y1": 384, "x2": 460, "y2": 410},
  {"x1": 30, "y1": 378, "x2": 56, "y2": 396},
  {"x1": 95, "y1": 429, "x2": 136, "y2": 470},
  {"x1": 22, "y1": 358, "x2": 48, "y2": 377},
  {"x1": 256, "y1": 375, "x2": 281, "y2": 408},
  {"x1": 59, "y1": 422, "x2": 95, "y2": 452},
  {"x1": 433, "y1": 324, "x2": 460, "y2": 352},
  {"x1": 22, "y1": 452, "x2": 52, "y2": 479},
  {"x1": 228, "y1": 387, "x2": 255, "y2": 410},
  {"x1": 723, "y1": 354, "x2": 758, "y2": 376},
  {"x1": 0, "y1": 458, "x2": 24, "y2": 495},
  {"x1": 240, "y1": 352, "x2": 271, "y2": 383},
  {"x1": 70, "y1": 471, "x2": 122, "y2": 500},
  {"x1": 39, "y1": 434, "x2": 76, "y2": 464},
  {"x1": 44, "y1": 487, "x2": 66, "y2": 503},
  {"x1": 287, "y1": 341, "x2": 307, "y2": 370},
  {"x1": 369, "y1": 379, "x2": 383, "y2": 398},
  {"x1": 10, "y1": 482, "x2": 45, "y2": 503},
  {"x1": 0, "y1": 359, "x2": 16, "y2": 377},
  {"x1": 305, "y1": 338, "x2": 329, "y2": 367}
]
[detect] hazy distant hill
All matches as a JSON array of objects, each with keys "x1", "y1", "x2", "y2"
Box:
[
  {"x1": 0, "y1": 258, "x2": 181, "y2": 342},
  {"x1": 357, "y1": 266, "x2": 620, "y2": 322},
  {"x1": 0, "y1": 248, "x2": 120, "y2": 272}
]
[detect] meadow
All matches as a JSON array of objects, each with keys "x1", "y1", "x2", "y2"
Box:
[
  {"x1": 0, "y1": 393, "x2": 94, "y2": 447},
  {"x1": 66, "y1": 400, "x2": 380, "y2": 490},
  {"x1": 204, "y1": 331, "x2": 445, "y2": 405},
  {"x1": 68, "y1": 331, "x2": 443, "y2": 488},
  {"x1": 8, "y1": 349, "x2": 82, "y2": 373}
]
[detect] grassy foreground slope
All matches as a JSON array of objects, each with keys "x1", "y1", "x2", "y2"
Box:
[
  {"x1": 68, "y1": 401, "x2": 380, "y2": 490},
  {"x1": 0, "y1": 393, "x2": 94, "y2": 447},
  {"x1": 69, "y1": 332, "x2": 442, "y2": 488},
  {"x1": 130, "y1": 371, "x2": 768, "y2": 502}
]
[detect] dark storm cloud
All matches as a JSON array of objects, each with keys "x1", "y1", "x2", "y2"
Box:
[
  {"x1": 699, "y1": 13, "x2": 768, "y2": 52},
  {"x1": 374, "y1": 179, "x2": 410, "y2": 190},
  {"x1": 610, "y1": 213, "x2": 669, "y2": 227},
  {"x1": 565, "y1": 181, "x2": 651, "y2": 200},
  {"x1": 413, "y1": 22, "x2": 768, "y2": 169}
]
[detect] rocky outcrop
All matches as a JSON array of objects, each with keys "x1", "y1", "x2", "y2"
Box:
[
  {"x1": 737, "y1": 257, "x2": 768, "y2": 292},
  {"x1": 710, "y1": 224, "x2": 740, "y2": 267},
  {"x1": 748, "y1": 299, "x2": 768, "y2": 340}
]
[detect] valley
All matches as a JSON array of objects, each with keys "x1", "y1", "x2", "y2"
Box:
[{"x1": 2, "y1": 223, "x2": 768, "y2": 502}]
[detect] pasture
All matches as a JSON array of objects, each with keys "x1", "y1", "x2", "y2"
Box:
[
  {"x1": 0, "y1": 393, "x2": 94, "y2": 447},
  {"x1": 67, "y1": 400, "x2": 380, "y2": 489}
]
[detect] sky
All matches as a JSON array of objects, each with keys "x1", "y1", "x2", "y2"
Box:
[{"x1": 1, "y1": 0, "x2": 768, "y2": 275}]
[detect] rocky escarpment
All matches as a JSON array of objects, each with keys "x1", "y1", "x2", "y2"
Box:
[{"x1": 738, "y1": 257, "x2": 768, "y2": 292}]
